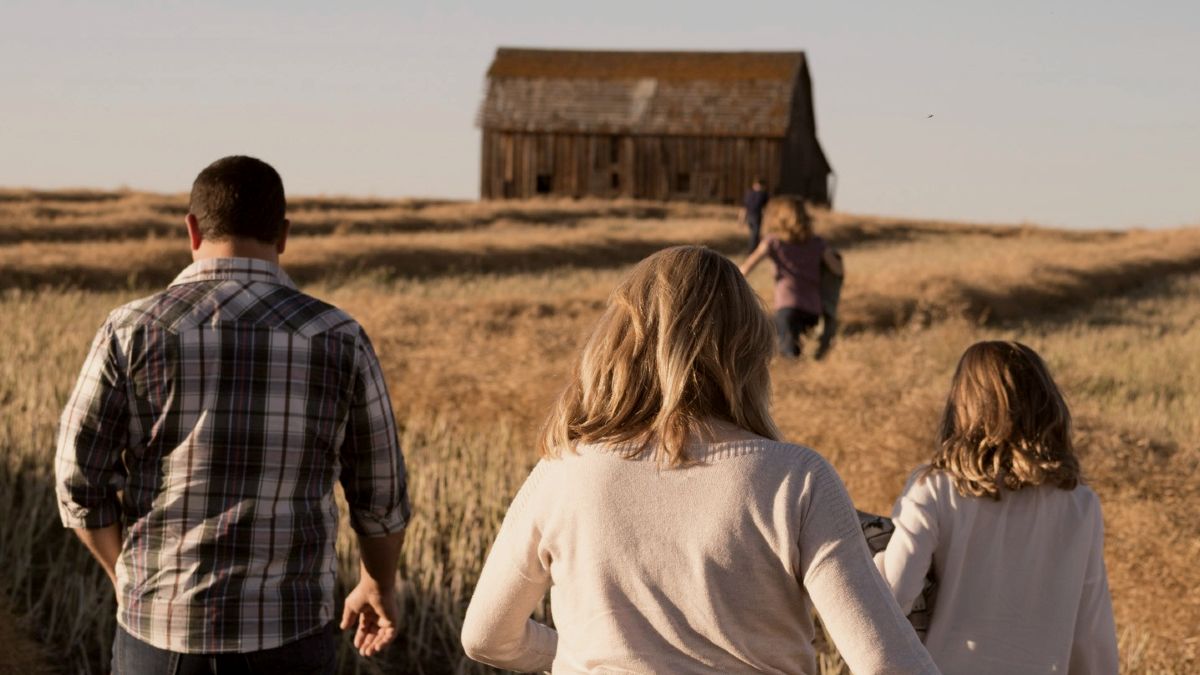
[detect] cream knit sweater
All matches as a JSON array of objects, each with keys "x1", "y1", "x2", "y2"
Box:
[
  {"x1": 877, "y1": 470, "x2": 1118, "y2": 674},
  {"x1": 461, "y1": 438, "x2": 939, "y2": 673}
]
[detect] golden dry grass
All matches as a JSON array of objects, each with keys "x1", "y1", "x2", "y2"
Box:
[{"x1": 0, "y1": 191, "x2": 1197, "y2": 673}]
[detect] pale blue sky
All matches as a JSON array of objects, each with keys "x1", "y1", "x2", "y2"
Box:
[{"x1": 2, "y1": 1, "x2": 1197, "y2": 228}]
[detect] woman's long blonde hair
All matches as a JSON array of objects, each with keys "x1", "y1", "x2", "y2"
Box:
[
  {"x1": 539, "y1": 245, "x2": 780, "y2": 465},
  {"x1": 931, "y1": 341, "x2": 1081, "y2": 499},
  {"x1": 764, "y1": 195, "x2": 813, "y2": 243}
]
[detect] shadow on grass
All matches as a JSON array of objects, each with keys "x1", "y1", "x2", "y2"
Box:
[
  {"x1": 838, "y1": 251, "x2": 1200, "y2": 334},
  {"x1": 823, "y1": 219, "x2": 1123, "y2": 250},
  {"x1": 0, "y1": 234, "x2": 750, "y2": 292},
  {"x1": 0, "y1": 202, "x2": 678, "y2": 246},
  {"x1": 0, "y1": 190, "x2": 128, "y2": 204},
  {"x1": 3, "y1": 223, "x2": 1195, "y2": 346}
]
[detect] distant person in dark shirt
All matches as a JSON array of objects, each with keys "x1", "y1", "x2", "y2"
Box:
[
  {"x1": 740, "y1": 196, "x2": 843, "y2": 359},
  {"x1": 739, "y1": 177, "x2": 770, "y2": 253}
]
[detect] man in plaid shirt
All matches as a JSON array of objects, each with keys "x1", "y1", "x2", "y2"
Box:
[{"x1": 55, "y1": 156, "x2": 410, "y2": 674}]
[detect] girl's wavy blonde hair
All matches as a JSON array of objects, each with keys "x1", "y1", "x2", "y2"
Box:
[
  {"x1": 931, "y1": 341, "x2": 1081, "y2": 500},
  {"x1": 764, "y1": 195, "x2": 813, "y2": 243},
  {"x1": 539, "y1": 245, "x2": 780, "y2": 465}
]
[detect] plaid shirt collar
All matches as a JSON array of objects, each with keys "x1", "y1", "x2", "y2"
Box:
[{"x1": 169, "y1": 257, "x2": 297, "y2": 289}]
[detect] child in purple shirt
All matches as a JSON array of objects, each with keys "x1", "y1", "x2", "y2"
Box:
[{"x1": 740, "y1": 196, "x2": 843, "y2": 358}]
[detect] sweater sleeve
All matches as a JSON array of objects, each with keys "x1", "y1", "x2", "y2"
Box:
[
  {"x1": 1069, "y1": 498, "x2": 1119, "y2": 674},
  {"x1": 799, "y1": 458, "x2": 940, "y2": 674},
  {"x1": 879, "y1": 470, "x2": 940, "y2": 614},
  {"x1": 461, "y1": 461, "x2": 557, "y2": 672}
]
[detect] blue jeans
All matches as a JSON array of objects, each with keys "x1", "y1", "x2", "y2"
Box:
[
  {"x1": 817, "y1": 264, "x2": 844, "y2": 357},
  {"x1": 776, "y1": 307, "x2": 819, "y2": 358},
  {"x1": 747, "y1": 217, "x2": 762, "y2": 253},
  {"x1": 112, "y1": 623, "x2": 338, "y2": 675}
]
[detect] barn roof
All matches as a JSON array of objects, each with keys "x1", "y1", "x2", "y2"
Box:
[{"x1": 478, "y1": 48, "x2": 807, "y2": 138}]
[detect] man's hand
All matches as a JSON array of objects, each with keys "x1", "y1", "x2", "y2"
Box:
[
  {"x1": 343, "y1": 530, "x2": 406, "y2": 658},
  {"x1": 340, "y1": 579, "x2": 400, "y2": 658}
]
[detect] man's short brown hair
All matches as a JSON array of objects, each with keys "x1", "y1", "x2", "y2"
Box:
[{"x1": 189, "y1": 156, "x2": 286, "y2": 244}]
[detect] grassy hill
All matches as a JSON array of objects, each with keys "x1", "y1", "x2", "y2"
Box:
[{"x1": 1, "y1": 191, "x2": 1197, "y2": 672}]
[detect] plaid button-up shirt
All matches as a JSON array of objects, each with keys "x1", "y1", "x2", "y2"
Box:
[{"x1": 55, "y1": 257, "x2": 410, "y2": 653}]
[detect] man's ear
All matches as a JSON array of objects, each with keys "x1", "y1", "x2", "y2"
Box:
[
  {"x1": 276, "y1": 218, "x2": 290, "y2": 255},
  {"x1": 185, "y1": 214, "x2": 203, "y2": 251}
]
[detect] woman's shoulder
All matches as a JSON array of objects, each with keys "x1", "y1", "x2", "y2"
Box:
[
  {"x1": 729, "y1": 439, "x2": 848, "y2": 485},
  {"x1": 551, "y1": 436, "x2": 843, "y2": 481},
  {"x1": 515, "y1": 458, "x2": 561, "y2": 495}
]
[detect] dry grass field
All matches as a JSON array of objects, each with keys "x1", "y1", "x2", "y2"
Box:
[{"x1": 1, "y1": 190, "x2": 1198, "y2": 673}]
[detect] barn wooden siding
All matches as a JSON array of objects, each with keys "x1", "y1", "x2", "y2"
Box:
[
  {"x1": 481, "y1": 131, "x2": 782, "y2": 202},
  {"x1": 478, "y1": 49, "x2": 833, "y2": 205}
]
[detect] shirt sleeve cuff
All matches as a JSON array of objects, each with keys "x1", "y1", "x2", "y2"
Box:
[
  {"x1": 58, "y1": 498, "x2": 120, "y2": 529},
  {"x1": 349, "y1": 499, "x2": 411, "y2": 538}
]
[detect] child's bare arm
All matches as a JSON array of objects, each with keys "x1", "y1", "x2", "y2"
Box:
[{"x1": 740, "y1": 240, "x2": 770, "y2": 276}]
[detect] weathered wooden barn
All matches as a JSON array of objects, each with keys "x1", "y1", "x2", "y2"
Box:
[{"x1": 476, "y1": 48, "x2": 833, "y2": 205}]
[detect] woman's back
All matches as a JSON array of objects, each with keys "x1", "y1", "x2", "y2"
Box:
[
  {"x1": 465, "y1": 438, "x2": 934, "y2": 674},
  {"x1": 462, "y1": 247, "x2": 936, "y2": 674},
  {"x1": 881, "y1": 471, "x2": 1116, "y2": 674}
]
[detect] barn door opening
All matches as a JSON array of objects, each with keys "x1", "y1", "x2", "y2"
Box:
[{"x1": 674, "y1": 172, "x2": 691, "y2": 194}]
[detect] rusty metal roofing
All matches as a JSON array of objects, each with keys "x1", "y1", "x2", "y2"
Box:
[
  {"x1": 478, "y1": 48, "x2": 806, "y2": 138},
  {"x1": 486, "y1": 48, "x2": 806, "y2": 82}
]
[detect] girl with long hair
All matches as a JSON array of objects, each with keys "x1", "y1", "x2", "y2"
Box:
[
  {"x1": 461, "y1": 246, "x2": 935, "y2": 674},
  {"x1": 740, "y1": 196, "x2": 843, "y2": 359},
  {"x1": 876, "y1": 341, "x2": 1118, "y2": 673}
]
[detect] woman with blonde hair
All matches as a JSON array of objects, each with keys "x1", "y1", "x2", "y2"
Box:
[
  {"x1": 877, "y1": 341, "x2": 1118, "y2": 674},
  {"x1": 740, "y1": 196, "x2": 843, "y2": 359},
  {"x1": 461, "y1": 246, "x2": 937, "y2": 674}
]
